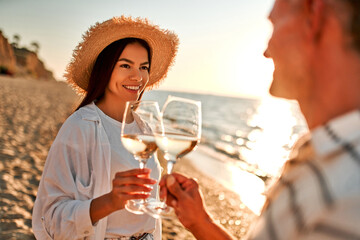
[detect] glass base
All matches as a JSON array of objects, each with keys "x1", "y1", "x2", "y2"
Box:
[
  {"x1": 143, "y1": 200, "x2": 175, "y2": 219},
  {"x1": 125, "y1": 199, "x2": 145, "y2": 215}
]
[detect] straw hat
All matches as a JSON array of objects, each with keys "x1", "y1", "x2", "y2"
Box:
[{"x1": 65, "y1": 16, "x2": 179, "y2": 95}]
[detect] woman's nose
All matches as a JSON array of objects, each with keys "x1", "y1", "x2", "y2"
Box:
[{"x1": 130, "y1": 68, "x2": 142, "y2": 81}]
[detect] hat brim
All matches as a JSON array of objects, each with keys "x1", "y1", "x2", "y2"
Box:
[{"x1": 65, "y1": 16, "x2": 179, "y2": 96}]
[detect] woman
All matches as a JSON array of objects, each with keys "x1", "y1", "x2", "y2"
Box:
[{"x1": 32, "y1": 16, "x2": 179, "y2": 240}]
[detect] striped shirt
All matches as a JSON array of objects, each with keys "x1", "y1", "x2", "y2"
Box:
[{"x1": 247, "y1": 110, "x2": 360, "y2": 240}]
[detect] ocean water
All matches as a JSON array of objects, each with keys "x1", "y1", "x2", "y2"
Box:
[
  {"x1": 143, "y1": 90, "x2": 308, "y2": 213},
  {"x1": 143, "y1": 90, "x2": 308, "y2": 178}
]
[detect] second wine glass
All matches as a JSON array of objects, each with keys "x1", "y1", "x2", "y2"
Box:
[
  {"x1": 144, "y1": 96, "x2": 202, "y2": 219},
  {"x1": 121, "y1": 100, "x2": 161, "y2": 214}
]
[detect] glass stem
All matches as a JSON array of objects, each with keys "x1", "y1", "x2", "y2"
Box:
[
  {"x1": 160, "y1": 158, "x2": 176, "y2": 205},
  {"x1": 167, "y1": 160, "x2": 176, "y2": 174},
  {"x1": 139, "y1": 161, "x2": 146, "y2": 169},
  {"x1": 138, "y1": 158, "x2": 148, "y2": 204},
  {"x1": 139, "y1": 158, "x2": 148, "y2": 169}
]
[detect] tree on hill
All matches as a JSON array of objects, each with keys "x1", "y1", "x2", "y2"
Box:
[
  {"x1": 12, "y1": 34, "x2": 20, "y2": 48},
  {"x1": 30, "y1": 41, "x2": 40, "y2": 54}
]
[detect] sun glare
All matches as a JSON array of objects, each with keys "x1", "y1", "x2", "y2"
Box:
[
  {"x1": 226, "y1": 164, "x2": 266, "y2": 216},
  {"x1": 228, "y1": 97, "x2": 307, "y2": 215},
  {"x1": 188, "y1": 148, "x2": 266, "y2": 215},
  {"x1": 244, "y1": 97, "x2": 306, "y2": 176}
]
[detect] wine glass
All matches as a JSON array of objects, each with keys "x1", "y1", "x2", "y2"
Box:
[
  {"x1": 144, "y1": 96, "x2": 202, "y2": 219},
  {"x1": 121, "y1": 100, "x2": 161, "y2": 214}
]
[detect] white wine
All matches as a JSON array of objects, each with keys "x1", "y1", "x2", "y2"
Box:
[
  {"x1": 122, "y1": 134, "x2": 158, "y2": 160},
  {"x1": 155, "y1": 133, "x2": 198, "y2": 159}
]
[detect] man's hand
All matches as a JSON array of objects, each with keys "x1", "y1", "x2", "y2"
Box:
[
  {"x1": 159, "y1": 173, "x2": 237, "y2": 240},
  {"x1": 160, "y1": 173, "x2": 210, "y2": 230}
]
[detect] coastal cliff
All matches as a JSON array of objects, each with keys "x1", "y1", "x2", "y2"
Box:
[
  {"x1": 0, "y1": 31, "x2": 55, "y2": 80},
  {"x1": 0, "y1": 31, "x2": 16, "y2": 75}
]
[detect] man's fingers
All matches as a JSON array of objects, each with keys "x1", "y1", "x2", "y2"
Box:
[
  {"x1": 159, "y1": 175, "x2": 167, "y2": 188},
  {"x1": 168, "y1": 173, "x2": 199, "y2": 191},
  {"x1": 181, "y1": 178, "x2": 199, "y2": 191},
  {"x1": 160, "y1": 173, "x2": 192, "y2": 187},
  {"x1": 165, "y1": 191, "x2": 178, "y2": 207},
  {"x1": 159, "y1": 183, "x2": 167, "y2": 201},
  {"x1": 166, "y1": 175, "x2": 186, "y2": 198},
  {"x1": 171, "y1": 173, "x2": 191, "y2": 184}
]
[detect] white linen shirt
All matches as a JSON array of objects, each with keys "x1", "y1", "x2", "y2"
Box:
[
  {"x1": 94, "y1": 105, "x2": 161, "y2": 238},
  {"x1": 32, "y1": 102, "x2": 161, "y2": 240},
  {"x1": 246, "y1": 109, "x2": 360, "y2": 240}
]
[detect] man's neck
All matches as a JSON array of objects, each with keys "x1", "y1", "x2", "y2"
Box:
[
  {"x1": 300, "y1": 92, "x2": 360, "y2": 131},
  {"x1": 300, "y1": 51, "x2": 360, "y2": 130}
]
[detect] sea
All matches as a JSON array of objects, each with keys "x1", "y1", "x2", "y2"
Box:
[{"x1": 143, "y1": 90, "x2": 308, "y2": 214}]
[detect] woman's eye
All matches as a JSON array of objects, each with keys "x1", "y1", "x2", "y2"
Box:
[
  {"x1": 120, "y1": 64, "x2": 130, "y2": 69},
  {"x1": 141, "y1": 66, "x2": 149, "y2": 71}
]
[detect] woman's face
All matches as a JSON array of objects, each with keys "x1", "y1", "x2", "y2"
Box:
[{"x1": 105, "y1": 42, "x2": 150, "y2": 103}]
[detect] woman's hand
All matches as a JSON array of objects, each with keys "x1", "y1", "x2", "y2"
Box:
[
  {"x1": 109, "y1": 168, "x2": 156, "y2": 210},
  {"x1": 90, "y1": 168, "x2": 156, "y2": 224}
]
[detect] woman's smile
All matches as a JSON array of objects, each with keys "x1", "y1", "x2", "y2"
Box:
[{"x1": 123, "y1": 85, "x2": 141, "y2": 91}]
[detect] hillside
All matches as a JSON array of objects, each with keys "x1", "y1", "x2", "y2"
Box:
[{"x1": 0, "y1": 31, "x2": 55, "y2": 80}]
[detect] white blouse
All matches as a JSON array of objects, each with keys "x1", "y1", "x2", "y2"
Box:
[
  {"x1": 95, "y1": 105, "x2": 161, "y2": 238},
  {"x1": 32, "y1": 102, "x2": 162, "y2": 240}
]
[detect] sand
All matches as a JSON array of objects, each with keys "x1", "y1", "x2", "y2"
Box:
[{"x1": 0, "y1": 76, "x2": 256, "y2": 239}]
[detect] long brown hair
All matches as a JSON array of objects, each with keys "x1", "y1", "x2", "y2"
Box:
[{"x1": 76, "y1": 38, "x2": 151, "y2": 110}]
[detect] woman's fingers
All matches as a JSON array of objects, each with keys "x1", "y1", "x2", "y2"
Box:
[
  {"x1": 125, "y1": 192, "x2": 152, "y2": 200},
  {"x1": 113, "y1": 184, "x2": 153, "y2": 194},
  {"x1": 114, "y1": 191, "x2": 152, "y2": 200},
  {"x1": 115, "y1": 168, "x2": 151, "y2": 178},
  {"x1": 114, "y1": 168, "x2": 157, "y2": 187},
  {"x1": 111, "y1": 169, "x2": 157, "y2": 205},
  {"x1": 107, "y1": 168, "x2": 158, "y2": 211},
  {"x1": 112, "y1": 176, "x2": 157, "y2": 186}
]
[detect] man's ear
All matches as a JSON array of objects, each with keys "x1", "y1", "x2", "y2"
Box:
[{"x1": 305, "y1": 0, "x2": 326, "y2": 41}]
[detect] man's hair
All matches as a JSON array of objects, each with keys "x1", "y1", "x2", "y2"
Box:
[
  {"x1": 332, "y1": 0, "x2": 360, "y2": 52},
  {"x1": 345, "y1": 0, "x2": 360, "y2": 52}
]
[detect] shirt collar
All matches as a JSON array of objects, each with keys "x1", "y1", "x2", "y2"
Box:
[
  {"x1": 311, "y1": 109, "x2": 360, "y2": 157},
  {"x1": 79, "y1": 101, "x2": 101, "y2": 122}
]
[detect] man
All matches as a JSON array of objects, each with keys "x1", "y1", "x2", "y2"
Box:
[{"x1": 160, "y1": 0, "x2": 360, "y2": 239}]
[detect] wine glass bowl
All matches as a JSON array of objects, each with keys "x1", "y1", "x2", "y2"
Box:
[{"x1": 122, "y1": 134, "x2": 158, "y2": 168}]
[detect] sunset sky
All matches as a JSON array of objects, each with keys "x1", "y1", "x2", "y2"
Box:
[{"x1": 0, "y1": 0, "x2": 275, "y2": 98}]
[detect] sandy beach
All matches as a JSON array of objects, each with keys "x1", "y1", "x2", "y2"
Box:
[{"x1": 0, "y1": 76, "x2": 256, "y2": 239}]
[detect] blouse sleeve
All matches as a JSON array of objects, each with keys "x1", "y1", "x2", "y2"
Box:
[{"x1": 32, "y1": 115, "x2": 97, "y2": 239}]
